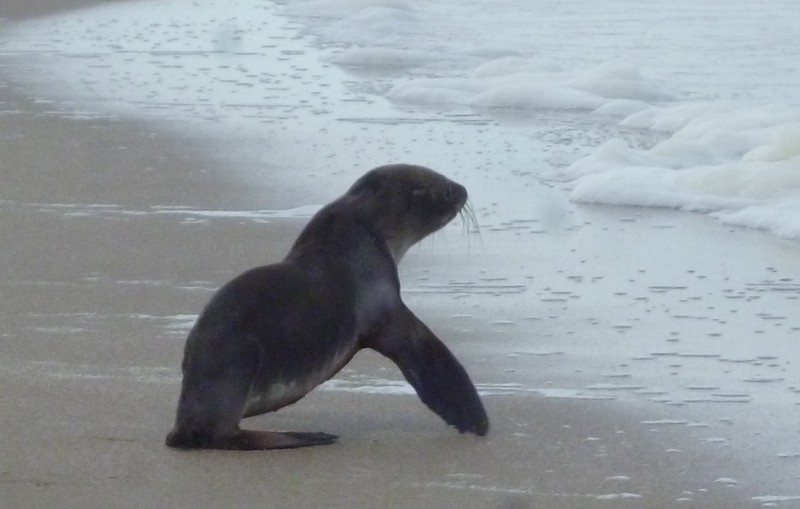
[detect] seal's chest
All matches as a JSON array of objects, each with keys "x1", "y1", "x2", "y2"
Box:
[{"x1": 354, "y1": 279, "x2": 397, "y2": 330}]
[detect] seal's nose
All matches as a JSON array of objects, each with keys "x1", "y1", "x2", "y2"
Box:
[{"x1": 444, "y1": 182, "x2": 468, "y2": 205}]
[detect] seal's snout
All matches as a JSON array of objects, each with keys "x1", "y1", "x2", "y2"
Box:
[{"x1": 443, "y1": 182, "x2": 468, "y2": 207}]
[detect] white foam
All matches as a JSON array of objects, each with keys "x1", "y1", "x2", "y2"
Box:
[
  {"x1": 320, "y1": 377, "x2": 413, "y2": 395},
  {"x1": 566, "y1": 103, "x2": 800, "y2": 238},
  {"x1": 596, "y1": 493, "x2": 642, "y2": 501},
  {"x1": 320, "y1": 377, "x2": 614, "y2": 400},
  {"x1": 388, "y1": 60, "x2": 671, "y2": 112}
]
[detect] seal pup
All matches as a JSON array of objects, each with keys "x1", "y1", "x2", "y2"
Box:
[{"x1": 166, "y1": 164, "x2": 488, "y2": 450}]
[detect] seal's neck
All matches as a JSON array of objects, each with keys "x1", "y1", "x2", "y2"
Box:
[{"x1": 385, "y1": 236, "x2": 417, "y2": 264}]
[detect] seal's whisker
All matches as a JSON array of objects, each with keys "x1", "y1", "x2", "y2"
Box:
[
  {"x1": 460, "y1": 200, "x2": 481, "y2": 236},
  {"x1": 459, "y1": 201, "x2": 481, "y2": 254}
]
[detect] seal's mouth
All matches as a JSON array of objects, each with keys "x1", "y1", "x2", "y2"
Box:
[
  {"x1": 436, "y1": 199, "x2": 478, "y2": 236},
  {"x1": 437, "y1": 194, "x2": 464, "y2": 226},
  {"x1": 433, "y1": 182, "x2": 478, "y2": 233}
]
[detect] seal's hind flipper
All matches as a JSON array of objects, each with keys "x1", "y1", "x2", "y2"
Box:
[
  {"x1": 166, "y1": 429, "x2": 337, "y2": 450},
  {"x1": 229, "y1": 430, "x2": 338, "y2": 450},
  {"x1": 368, "y1": 307, "x2": 489, "y2": 436}
]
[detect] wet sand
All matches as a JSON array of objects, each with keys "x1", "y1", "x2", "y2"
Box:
[
  {"x1": 2, "y1": 2, "x2": 800, "y2": 508},
  {"x1": 1, "y1": 0, "x2": 121, "y2": 21}
]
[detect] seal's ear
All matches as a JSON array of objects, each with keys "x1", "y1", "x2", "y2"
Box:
[{"x1": 366, "y1": 307, "x2": 489, "y2": 436}]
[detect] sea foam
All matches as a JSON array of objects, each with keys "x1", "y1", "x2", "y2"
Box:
[
  {"x1": 566, "y1": 103, "x2": 800, "y2": 238},
  {"x1": 387, "y1": 60, "x2": 671, "y2": 112}
]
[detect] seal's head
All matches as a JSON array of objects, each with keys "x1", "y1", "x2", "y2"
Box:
[{"x1": 346, "y1": 164, "x2": 470, "y2": 261}]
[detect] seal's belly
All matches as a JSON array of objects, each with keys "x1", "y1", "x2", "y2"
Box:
[
  {"x1": 246, "y1": 380, "x2": 311, "y2": 414},
  {"x1": 244, "y1": 345, "x2": 355, "y2": 416}
]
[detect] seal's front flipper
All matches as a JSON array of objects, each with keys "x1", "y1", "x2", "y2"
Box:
[{"x1": 368, "y1": 307, "x2": 489, "y2": 436}]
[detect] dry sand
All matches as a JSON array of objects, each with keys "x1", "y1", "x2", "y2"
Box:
[{"x1": 1, "y1": 2, "x2": 799, "y2": 508}]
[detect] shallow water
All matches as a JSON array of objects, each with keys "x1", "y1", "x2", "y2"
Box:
[{"x1": 2, "y1": 0, "x2": 800, "y2": 236}]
